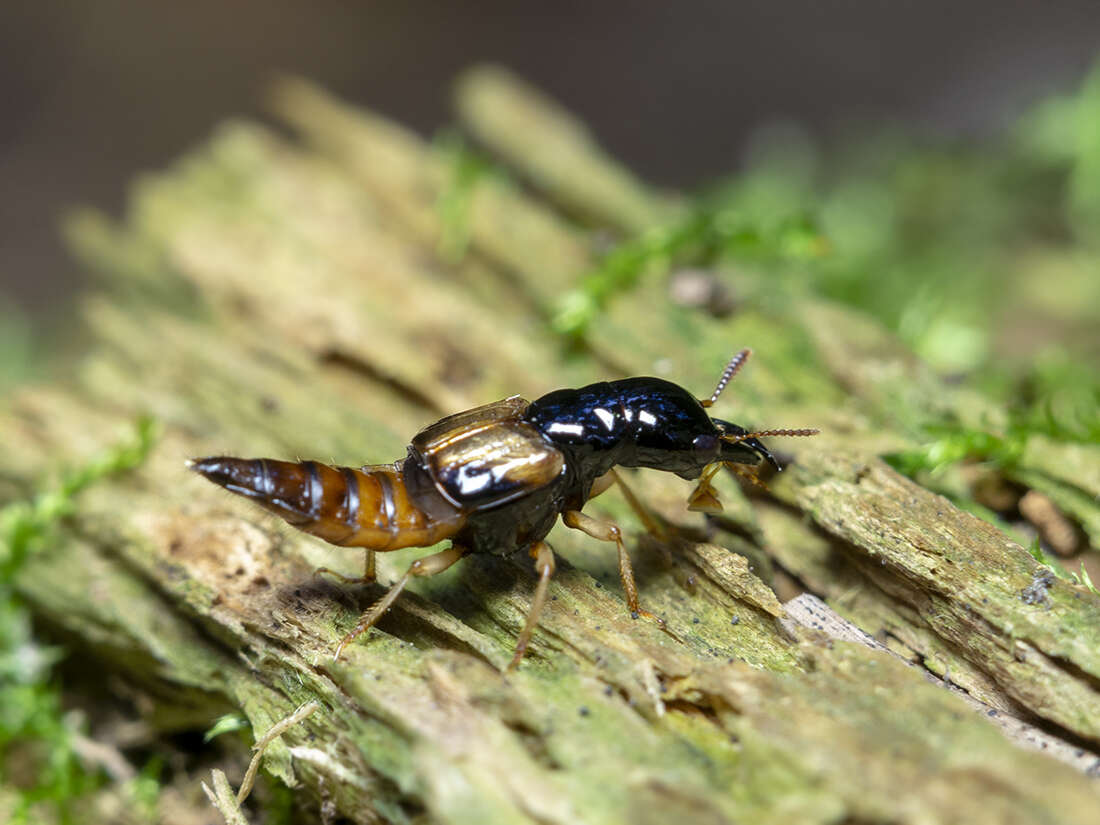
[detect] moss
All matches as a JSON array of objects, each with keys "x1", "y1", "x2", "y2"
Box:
[
  {"x1": 0, "y1": 418, "x2": 157, "y2": 823},
  {"x1": 6, "y1": 61, "x2": 1100, "y2": 823},
  {"x1": 521, "y1": 57, "x2": 1100, "y2": 550},
  {"x1": 433, "y1": 130, "x2": 510, "y2": 264},
  {"x1": 550, "y1": 208, "x2": 825, "y2": 341}
]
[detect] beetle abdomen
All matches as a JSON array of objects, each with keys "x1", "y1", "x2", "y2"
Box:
[{"x1": 189, "y1": 457, "x2": 465, "y2": 551}]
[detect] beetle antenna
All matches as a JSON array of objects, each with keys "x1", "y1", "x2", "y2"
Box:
[
  {"x1": 700, "y1": 349, "x2": 751, "y2": 408},
  {"x1": 719, "y1": 428, "x2": 820, "y2": 444}
]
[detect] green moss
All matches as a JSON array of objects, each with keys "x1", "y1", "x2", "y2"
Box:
[
  {"x1": 202, "y1": 713, "x2": 250, "y2": 743},
  {"x1": 9, "y1": 59, "x2": 1100, "y2": 822},
  {"x1": 434, "y1": 130, "x2": 510, "y2": 263},
  {"x1": 556, "y1": 58, "x2": 1100, "y2": 460},
  {"x1": 0, "y1": 417, "x2": 157, "y2": 822},
  {"x1": 551, "y1": 208, "x2": 824, "y2": 340}
]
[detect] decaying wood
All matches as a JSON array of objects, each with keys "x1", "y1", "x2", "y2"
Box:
[{"x1": 4, "y1": 68, "x2": 1099, "y2": 823}]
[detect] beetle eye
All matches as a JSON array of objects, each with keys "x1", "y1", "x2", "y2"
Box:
[{"x1": 692, "y1": 433, "x2": 719, "y2": 459}]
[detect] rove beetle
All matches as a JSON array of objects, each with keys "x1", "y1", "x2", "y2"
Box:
[{"x1": 189, "y1": 349, "x2": 816, "y2": 668}]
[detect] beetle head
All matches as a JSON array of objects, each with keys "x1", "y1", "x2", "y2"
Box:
[
  {"x1": 680, "y1": 350, "x2": 819, "y2": 512},
  {"x1": 711, "y1": 418, "x2": 781, "y2": 471}
]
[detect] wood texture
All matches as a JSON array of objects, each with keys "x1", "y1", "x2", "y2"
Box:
[{"x1": 3, "y1": 70, "x2": 1099, "y2": 823}]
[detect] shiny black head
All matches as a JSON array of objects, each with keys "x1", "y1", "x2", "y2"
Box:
[
  {"x1": 619, "y1": 388, "x2": 778, "y2": 480},
  {"x1": 711, "y1": 418, "x2": 782, "y2": 472},
  {"x1": 525, "y1": 350, "x2": 816, "y2": 486},
  {"x1": 614, "y1": 377, "x2": 733, "y2": 478},
  {"x1": 614, "y1": 349, "x2": 773, "y2": 477},
  {"x1": 526, "y1": 375, "x2": 776, "y2": 481}
]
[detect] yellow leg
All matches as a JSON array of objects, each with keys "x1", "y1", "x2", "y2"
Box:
[
  {"x1": 562, "y1": 510, "x2": 665, "y2": 628},
  {"x1": 315, "y1": 549, "x2": 378, "y2": 585},
  {"x1": 333, "y1": 544, "x2": 466, "y2": 659},
  {"x1": 724, "y1": 461, "x2": 769, "y2": 491},
  {"x1": 588, "y1": 469, "x2": 665, "y2": 538},
  {"x1": 609, "y1": 469, "x2": 665, "y2": 538},
  {"x1": 507, "y1": 541, "x2": 556, "y2": 671},
  {"x1": 588, "y1": 471, "x2": 616, "y2": 499}
]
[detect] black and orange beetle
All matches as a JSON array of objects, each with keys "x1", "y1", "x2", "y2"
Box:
[{"x1": 189, "y1": 349, "x2": 816, "y2": 668}]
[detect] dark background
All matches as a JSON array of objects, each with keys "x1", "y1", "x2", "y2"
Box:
[{"x1": 3, "y1": 1, "x2": 1099, "y2": 316}]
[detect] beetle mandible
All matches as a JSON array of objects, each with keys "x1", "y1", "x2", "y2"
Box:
[{"x1": 189, "y1": 349, "x2": 817, "y2": 668}]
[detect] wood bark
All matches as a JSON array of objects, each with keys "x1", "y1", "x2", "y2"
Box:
[{"x1": 4, "y1": 68, "x2": 1099, "y2": 824}]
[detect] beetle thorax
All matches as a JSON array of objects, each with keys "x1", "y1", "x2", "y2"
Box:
[{"x1": 524, "y1": 377, "x2": 722, "y2": 487}]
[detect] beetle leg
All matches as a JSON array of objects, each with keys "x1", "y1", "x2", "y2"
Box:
[
  {"x1": 562, "y1": 510, "x2": 666, "y2": 629},
  {"x1": 723, "y1": 461, "x2": 769, "y2": 491},
  {"x1": 608, "y1": 469, "x2": 666, "y2": 538},
  {"x1": 588, "y1": 472, "x2": 616, "y2": 499},
  {"x1": 508, "y1": 541, "x2": 556, "y2": 671},
  {"x1": 589, "y1": 469, "x2": 665, "y2": 538},
  {"x1": 333, "y1": 544, "x2": 467, "y2": 659},
  {"x1": 315, "y1": 549, "x2": 377, "y2": 585}
]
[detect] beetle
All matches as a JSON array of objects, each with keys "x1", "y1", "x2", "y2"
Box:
[{"x1": 189, "y1": 349, "x2": 816, "y2": 668}]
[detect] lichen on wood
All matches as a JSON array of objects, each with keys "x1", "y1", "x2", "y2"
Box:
[{"x1": 3, "y1": 68, "x2": 1099, "y2": 824}]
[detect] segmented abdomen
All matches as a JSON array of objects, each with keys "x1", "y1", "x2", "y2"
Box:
[{"x1": 189, "y1": 457, "x2": 465, "y2": 551}]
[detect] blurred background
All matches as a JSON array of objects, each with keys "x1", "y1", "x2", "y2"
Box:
[{"x1": 4, "y1": 0, "x2": 1100, "y2": 319}]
